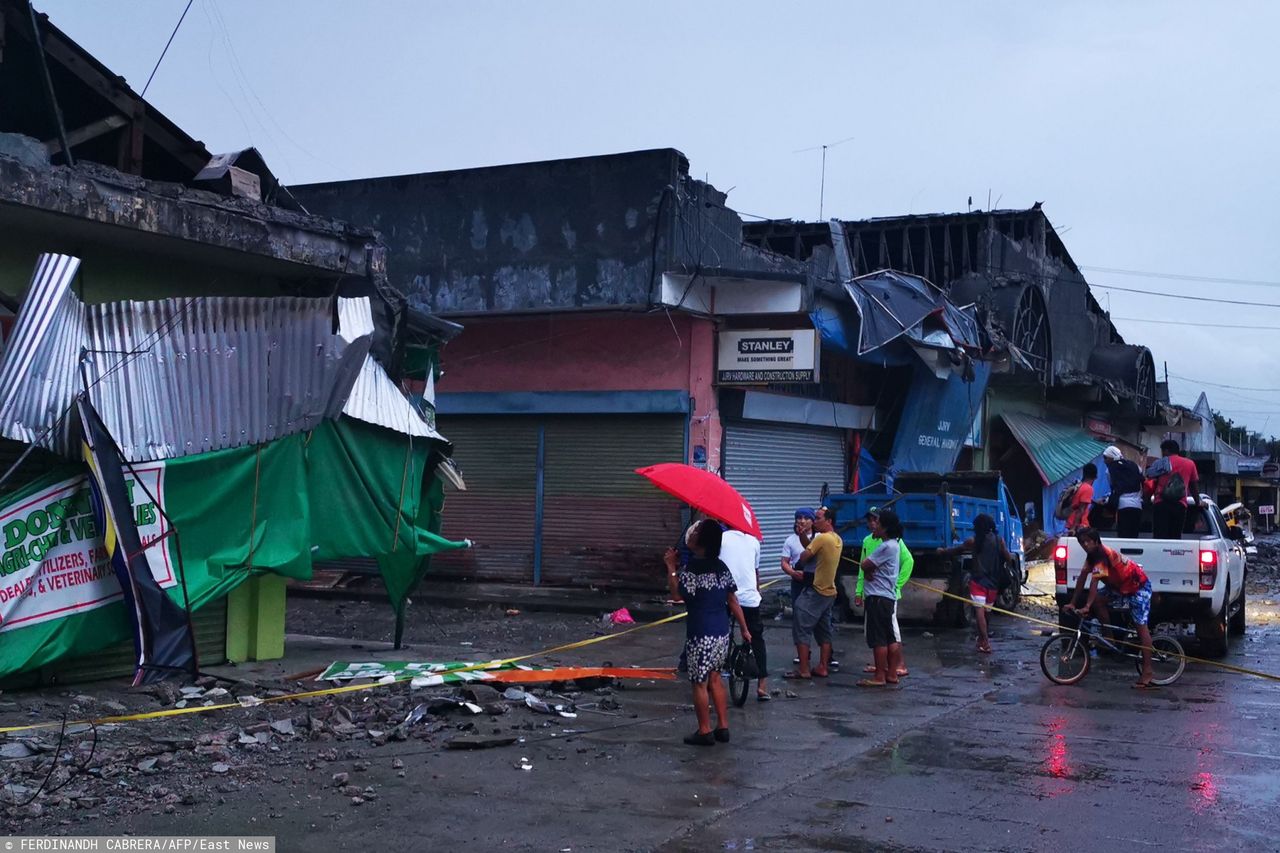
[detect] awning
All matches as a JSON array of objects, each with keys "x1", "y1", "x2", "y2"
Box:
[{"x1": 1001, "y1": 413, "x2": 1107, "y2": 485}]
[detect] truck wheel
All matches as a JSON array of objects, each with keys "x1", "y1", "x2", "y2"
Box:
[
  {"x1": 1197, "y1": 584, "x2": 1231, "y2": 657},
  {"x1": 934, "y1": 595, "x2": 968, "y2": 628},
  {"x1": 1229, "y1": 578, "x2": 1247, "y2": 637}
]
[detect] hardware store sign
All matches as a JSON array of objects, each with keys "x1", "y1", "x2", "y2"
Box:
[{"x1": 717, "y1": 329, "x2": 819, "y2": 383}]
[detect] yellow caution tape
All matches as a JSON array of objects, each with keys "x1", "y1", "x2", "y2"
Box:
[{"x1": 0, "y1": 580, "x2": 781, "y2": 734}]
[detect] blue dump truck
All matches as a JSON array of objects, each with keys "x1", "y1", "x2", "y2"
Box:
[{"x1": 824, "y1": 471, "x2": 1025, "y2": 625}]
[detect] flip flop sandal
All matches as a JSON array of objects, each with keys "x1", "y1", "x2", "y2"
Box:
[
  {"x1": 782, "y1": 671, "x2": 810, "y2": 680},
  {"x1": 896, "y1": 669, "x2": 910, "y2": 677},
  {"x1": 756, "y1": 693, "x2": 772, "y2": 702},
  {"x1": 1133, "y1": 682, "x2": 1160, "y2": 690},
  {"x1": 863, "y1": 664, "x2": 878, "y2": 673},
  {"x1": 856, "y1": 679, "x2": 887, "y2": 688}
]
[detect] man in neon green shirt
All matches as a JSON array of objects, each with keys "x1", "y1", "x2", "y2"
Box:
[{"x1": 855, "y1": 507, "x2": 912, "y2": 677}]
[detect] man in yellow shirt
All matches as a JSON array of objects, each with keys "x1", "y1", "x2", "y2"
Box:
[{"x1": 784, "y1": 506, "x2": 842, "y2": 679}]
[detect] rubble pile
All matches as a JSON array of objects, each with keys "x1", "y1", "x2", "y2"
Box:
[{"x1": 1, "y1": 672, "x2": 630, "y2": 831}]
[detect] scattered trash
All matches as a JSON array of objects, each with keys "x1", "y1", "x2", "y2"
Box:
[
  {"x1": 608, "y1": 608, "x2": 635, "y2": 626},
  {"x1": 332, "y1": 773, "x2": 349, "y2": 787},
  {"x1": 505, "y1": 609, "x2": 520, "y2": 617},
  {"x1": 516, "y1": 757, "x2": 533, "y2": 771},
  {"x1": 785, "y1": 690, "x2": 798, "y2": 699},
  {"x1": 503, "y1": 688, "x2": 529, "y2": 702},
  {"x1": 391, "y1": 758, "x2": 404, "y2": 770},
  {"x1": 136, "y1": 758, "x2": 157, "y2": 772},
  {"x1": 238, "y1": 733, "x2": 258, "y2": 745},
  {"x1": 269, "y1": 719, "x2": 295, "y2": 736},
  {"x1": 237, "y1": 696, "x2": 264, "y2": 708},
  {"x1": 210, "y1": 763, "x2": 230, "y2": 774}
]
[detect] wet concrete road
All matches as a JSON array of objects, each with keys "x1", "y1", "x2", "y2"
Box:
[{"x1": 79, "y1": 591, "x2": 1280, "y2": 853}]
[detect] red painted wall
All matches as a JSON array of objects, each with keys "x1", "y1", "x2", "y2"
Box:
[{"x1": 438, "y1": 312, "x2": 721, "y2": 469}]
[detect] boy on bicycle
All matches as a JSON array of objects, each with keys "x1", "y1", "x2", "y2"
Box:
[{"x1": 1063, "y1": 527, "x2": 1157, "y2": 689}]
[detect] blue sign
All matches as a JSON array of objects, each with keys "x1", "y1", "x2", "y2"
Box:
[{"x1": 888, "y1": 362, "x2": 991, "y2": 474}]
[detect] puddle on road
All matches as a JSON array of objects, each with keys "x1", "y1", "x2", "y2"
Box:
[{"x1": 880, "y1": 730, "x2": 1110, "y2": 785}]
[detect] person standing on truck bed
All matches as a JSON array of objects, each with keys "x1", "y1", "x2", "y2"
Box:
[
  {"x1": 1145, "y1": 439, "x2": 1200, "y2": 540},
  {"x1": 1103, "y1": 445, "x2": 1145, "y2": 538},
  {"x1": 1063, "y1": 527, "x2": 1156, "y2": 689},
  {"x1": 1066, "y1": 463, "x2": 1097, "y2": 532},
  {"x1": 784, "y1": 506, "x2": 841, "y2": 680},
  {"x1": 856, "y1": 506, "x2": 913, "y2": 678},
  {"x1": 939, "y1": 514, "x2": 1013, "y2": 654}
]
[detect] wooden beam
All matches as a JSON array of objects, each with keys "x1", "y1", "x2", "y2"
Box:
[
  {"x1": 31, "y1": 22, "x2": 208, "y2": 173},
  {"x1": 42, "y1": 113, "x2": 127, "y2": 154}
]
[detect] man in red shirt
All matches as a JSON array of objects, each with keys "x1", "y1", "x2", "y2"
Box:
[
  {"x1": 1145, "y1": 439, "x2": 1200, "y2": 540},
  {"x1": 1064, "y1": 527, "x2": 1156, "y2": 688},
  {"x1": 1066, "y1": 463, "x2": 1097, "y2": 532}
]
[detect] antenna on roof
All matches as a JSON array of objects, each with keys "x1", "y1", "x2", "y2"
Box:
[{"x1": 794, "y1": 135, "x2": 856, "y2": 220}]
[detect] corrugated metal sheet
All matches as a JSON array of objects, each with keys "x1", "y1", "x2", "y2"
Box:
[
  {"x1": 539, "y1": 415, "x2": 684, "y2": 590},
  {"x1": 0, "y1": 254, "x2": 443, "y2": 462},
  {"x1": 1001, "y1": 412, "x2": 1107, "y2": 486},
  {"x1": 337, "y1": 298, "x2": 444, "y2": 441},
  {"x1": 723, "y1": 422, "x2": 846, "y2": 581}
]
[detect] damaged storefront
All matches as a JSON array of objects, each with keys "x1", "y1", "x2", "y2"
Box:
[
  {"x1": 0, "y1": 7, "x2": 467, "y2": 681},
  {"x1": 0, "y1": 254, "x2": 466, "y2": 683}
]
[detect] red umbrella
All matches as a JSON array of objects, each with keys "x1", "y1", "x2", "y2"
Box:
[{"x1": 634, "y1": 463, "x2": 763, "y2": 540}]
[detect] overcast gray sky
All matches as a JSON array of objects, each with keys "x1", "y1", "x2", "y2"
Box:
[{"x1": 38, "y1": 1, "x2": 1280, "y2": 439}]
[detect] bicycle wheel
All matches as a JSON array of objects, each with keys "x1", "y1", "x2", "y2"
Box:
[
  {"x1": 728, "y1": 648, "x2": 750, "y2": 707},
  {"x1": 1040, "y1": 633, "x2": 1091, "y2": 685},
  {"x1": 1140, "y1": 635, "x2": 1186, "y2": 686}
]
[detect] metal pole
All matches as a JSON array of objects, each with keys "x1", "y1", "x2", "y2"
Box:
[
  {"x1": 26, "y1": 1, "x2": 73, "y2": 166},
  {"x1": 533, "y1": 423, "x2": 545, "y2": 585}
]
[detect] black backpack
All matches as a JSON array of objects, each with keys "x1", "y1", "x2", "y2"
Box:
[{"x1": 1162, "y1": 471, "x2": 1187, "y2": 503}]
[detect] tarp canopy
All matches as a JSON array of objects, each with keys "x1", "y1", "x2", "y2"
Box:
[
  {"x1": 1001, "y1": 413, "x2": 1108, "y2": 485},
  {"x1": 0, "y1": 418, "x2": 467, "y2": 680},
  {"x1": 842, "y1": 270, "x2": 982, "y2": 356}
]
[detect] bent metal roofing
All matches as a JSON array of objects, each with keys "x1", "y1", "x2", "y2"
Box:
[
  {"x1": 0, "y1": 253, "x2": 443, "y2": 462},
  {"x1": 1000, "y1": 412, "x2": 1107, "y2": 486}
]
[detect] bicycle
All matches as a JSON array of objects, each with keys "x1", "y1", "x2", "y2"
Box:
[
  {"x1": 725, "y1": 625, "x2": 758, "y2": 707},
  {"x1": 1039, "y1": 609, "x2": 1186, "y2": 686}
]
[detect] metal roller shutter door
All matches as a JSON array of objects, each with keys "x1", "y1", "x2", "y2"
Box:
[
  {"x1": 723, "y1": 422, "x2": 846, "y2": 581},
  {"x1": 432, "y1": 416, "x2": 538, "y2": 584},
  {"x1": 540, "y1": 415, "x2": 685, "y2": 590}
]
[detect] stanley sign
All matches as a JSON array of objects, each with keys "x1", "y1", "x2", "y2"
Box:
[{"x1": 717, "y1": 329, "x2": 819, "y2": 384}]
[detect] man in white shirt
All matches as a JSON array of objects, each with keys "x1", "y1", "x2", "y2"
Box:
[{"x1": 720, "y1": 526, "x2": 769, "y2": 701}]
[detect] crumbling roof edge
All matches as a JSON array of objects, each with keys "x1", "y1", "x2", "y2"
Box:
[{"x1": 0, "y1": 152, "x2": 384, "y2": 279}]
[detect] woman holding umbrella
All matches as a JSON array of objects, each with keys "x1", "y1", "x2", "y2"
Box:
[{"x1": 664, "y1": 519, "x2": 752, "y2": 746}]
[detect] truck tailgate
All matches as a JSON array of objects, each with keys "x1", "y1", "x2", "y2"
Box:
[{"x1": 1100, "y1": 539, "x2": 1203, "y2": 595}]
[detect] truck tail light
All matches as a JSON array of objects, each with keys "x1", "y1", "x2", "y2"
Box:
[
  {"x1": 1199, "y1": 550, "x2": 1218, "y2": 590},
  {"x1": 1054, "y1": 544, "x2": 1069, "y2": 585}
]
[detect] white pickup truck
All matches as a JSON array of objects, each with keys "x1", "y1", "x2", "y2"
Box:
[{"x1": 1054, "y1": 497, "x2": 1247, "y2": 656}]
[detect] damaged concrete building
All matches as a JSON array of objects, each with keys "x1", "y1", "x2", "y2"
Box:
[
  {"x1": 0, "y1": 0, "x2": 461, "y2": 683},
  {"x1": 295, "y1": 149, "x2": 990, "y2": 590},
  {"x1": 745, "y1": 208, "x2": 1161, "y2": 536}
]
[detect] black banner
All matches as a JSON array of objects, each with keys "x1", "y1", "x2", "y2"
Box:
[{"x1": 77, "y1": 397, "x2": 195, "y2": 685}]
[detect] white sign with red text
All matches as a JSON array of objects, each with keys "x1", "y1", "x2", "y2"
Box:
[{"x1": 0, "y1": 465, "x2": 170, "y2": 633}]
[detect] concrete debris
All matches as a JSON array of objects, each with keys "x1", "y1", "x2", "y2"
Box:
[
  {"x1": 331, "y1": 773, "x2": 349, "y2": 787},
  {"x1": 1, "y1": 742, "x2": 36, "y2": 760},
  {"x1": 210, "y1": 763, "x2": 230, "y2": 774},
  {"x1": 391, "y1": 759, "x2": 404, "y2": 770},
  {"x1": 270, "y1": 720, "x2": 296, "y2": 736}
]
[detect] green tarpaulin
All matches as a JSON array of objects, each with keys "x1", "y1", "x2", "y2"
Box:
[{"x1": 0, "y1": 418, "x2": 466, "y2": 680}]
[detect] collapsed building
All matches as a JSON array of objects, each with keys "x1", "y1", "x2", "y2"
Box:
[{"x1": 0, "y1": 0, "x2": 463, "y2": 683}]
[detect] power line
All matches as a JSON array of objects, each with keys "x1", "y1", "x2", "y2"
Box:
[
  {"x1": 141, "y1": 0, "x2": 195, "y2": 97},
  {"x1": 1090, "y1": 283, "x2": 1280, "y2": 309},
  {"x1": 1080, "y1": 265, "x2": 1280, "y2": 289},
  {"x1": 1168, "y1": 374, "x2": 1280, "y2": 394},
  {"x1": 1112, "y1": 316, "x2": 1280, "y2": 331}
]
